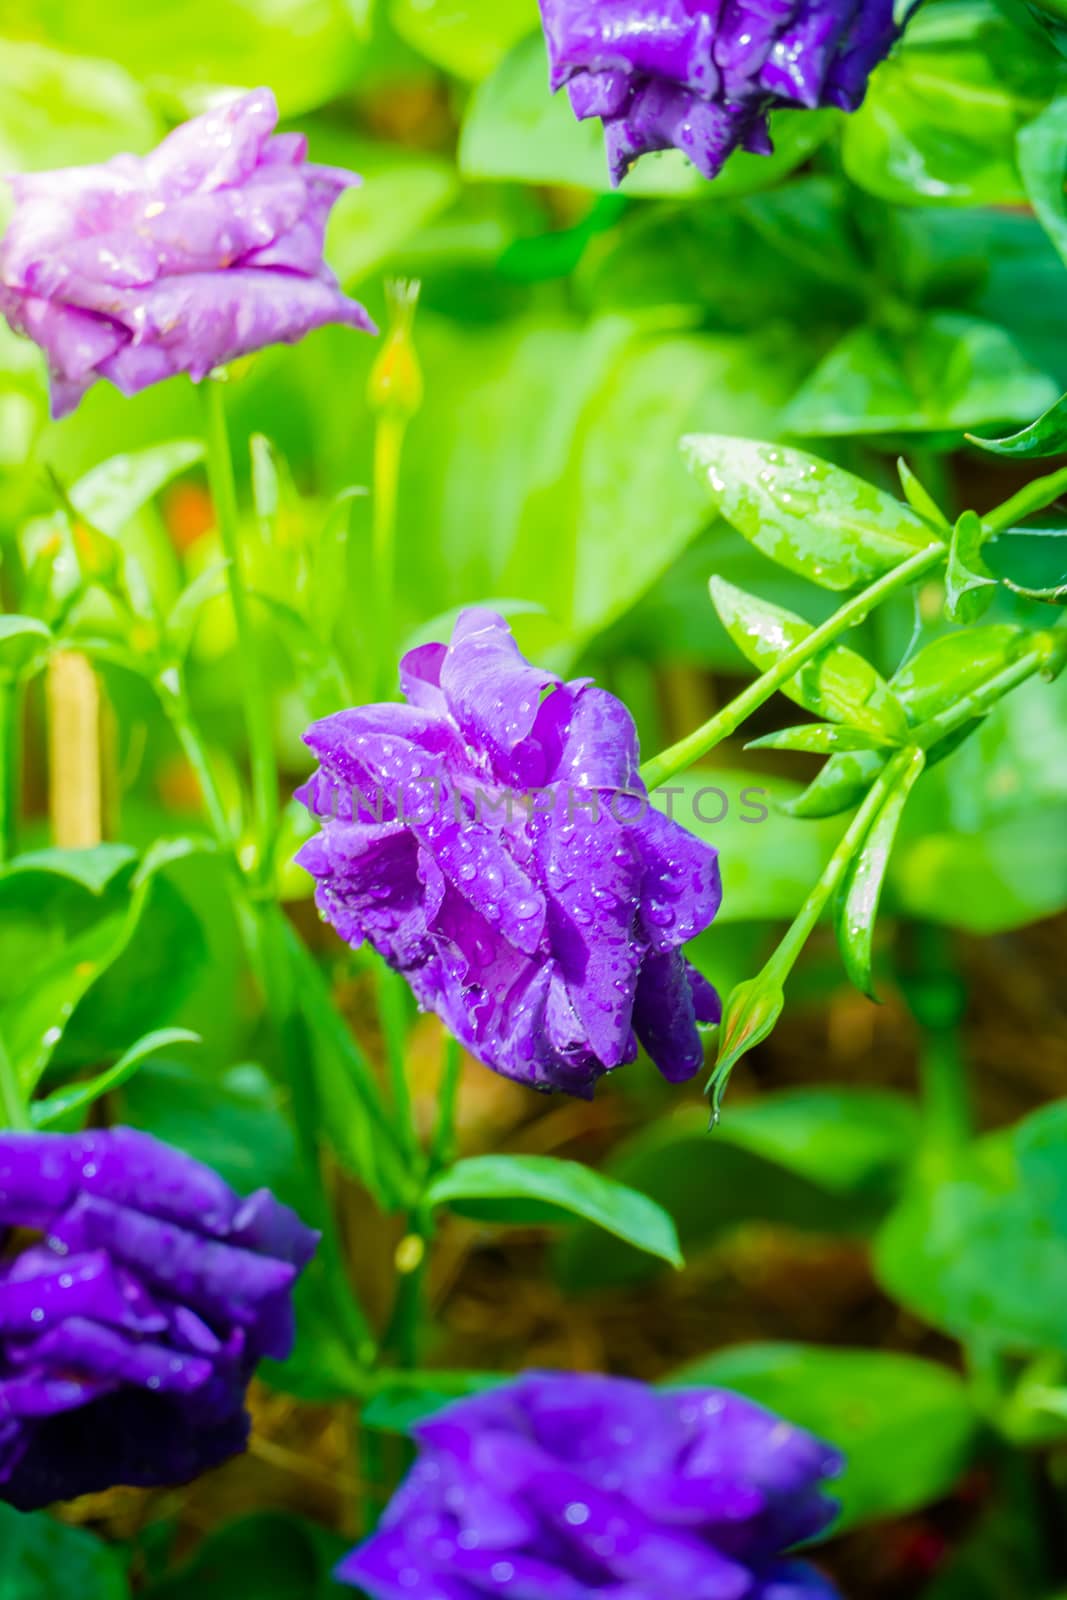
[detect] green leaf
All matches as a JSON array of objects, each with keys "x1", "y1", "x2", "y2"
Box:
[
  {"x1": 0, "y1": 1504, "x2": 128, "y2": 1599},
  {"x1": 969, "y1": 388, "x2": 1067, "y2": 458},
  {"x1": 946, "y1": 508, "x2": 998, "y2": 623},
  {"x1": 0, "y1": 614, "x2": 52, "y2": 681},
  {"x1": 876, "y1": 1098, "x2": 1067, "y2": 1355},
  {"x1": 0, "y1": 846, "x2": 196, "y2": 1095},
  {"x1": 684, "y1": 436, "x2": 936, "y2": 591},
  {"x1": 426, "y1": 1153, "x2": 684, "y2": 1267},
  {"x1": 898, "y1": 459, "x2": 951, "y2": 530},
  {"x1": 1019, "y1": 92, "x2": 1067, "y2": 269},
  {"x1": 710, "y1": 577, "x2": 909, "y2": 739},
  {"x1": 671, "y1": 1345, "x2": 981, "y2": 1529},
  {"x1": 460, "y1": 33, "x2": 835, "y2": 197},
  {"x1": 554, "y1": 1092, "x2": 917, "y2": 1294},
  {"x1": 32, "y1": 1027, "x2": 201, "y2": 1129},
  {"x1": 841, "y1": 3, "x2": 1059, "y2": 207},
  {"x1": 0, "y1": 843, "x2": 136, "y2": 895},
  {"x1": 21, "y1": 0, "x2": 364, "y2": 119},
  {"x1": 746, "y1": 724, "x2": 892, "y2": 754},
  {"x1": 390, "y1": 0, "x2": 538, "y2": 79},
  {"x1": 835, "y1": 745, "x2": 926, "y2": 998},
  {"x1": 70, "y1": 441, "x2": 204, "y2": 538},
  {"x1": 784, "y1": 315, "x2": 1059, "y2": 438},
  {"x1": 0, "y1": 39, "x2": 160, "y2": 173},
  {"x1": 891, "y1": 625, "x2": 1031, "y2": 723},
  {"x1": 141, "y1": 1513, "x2": 346, "y2": 1600}
]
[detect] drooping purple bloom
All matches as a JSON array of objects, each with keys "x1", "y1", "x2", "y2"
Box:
[
  {"x1": 296, "y1": 609, "x2": 722, "y2": 1098},
  {"x1": 539, "y1": 0, "x2": 901, "y2": 185},
  {"x1": 0, "y1": 88, "x2": 374, "y2": 417},
  {"x1": 337, "y1": 1371, "x2": 845, "y2": 1598},
  {"x1": 0, "y1": 1127, "x2": 317, "y2": 1510}
]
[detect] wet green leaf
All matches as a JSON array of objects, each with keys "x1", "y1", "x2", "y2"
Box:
[
  {"x1": 835, "y1": 746, "x2": 926, "y2": 998},
  {"x1": 746, "y1": 724, "x2": 892, "y2": 754},
  {"x1": 710, "y1": 577, "x2": 909, "y2": 739},
  {"x1": 946, "y1": 508, "x2": 998, "y2": 623},
  {"x1": 685, "y1": 436, "x2": 936, "y2": 591}
]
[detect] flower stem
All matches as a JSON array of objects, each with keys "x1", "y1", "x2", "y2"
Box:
[
  {"x1": 158, "y1": 673, "x2": 233, "y2": 847},
  {"x1": 371, "y1": 415, "x2": 406, "y2": 699},
  {"x1": 201, "y1": 379, "x2": 278, "y2": 878},
  {"x1": 639, "y1": 543, "x2": 946, "y2": 789},
  {"x1": 0, "y1": 1033, "x2": 30, "y2": 1131}
]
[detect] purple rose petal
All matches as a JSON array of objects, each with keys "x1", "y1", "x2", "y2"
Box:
[
  {"x1": 0, "y1": 1128, "x2": 317, "y2": 1510},
  {"x1": 298, "y1": 609, "x2": 721, "y2": 1096},
  {"x1": 337, "y1": 1372, "x2": 844, "y2": 1598},
  {"x1": 538, "y1": 0, "x2": 901, "y2": 184},
  {"x1": 0, "y1": 87, "x2": 373, "y2": 415}
]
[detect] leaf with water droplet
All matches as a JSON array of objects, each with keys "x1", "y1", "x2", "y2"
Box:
[
  {"x1": 711, "y1": 577, "x2": 908, "y2": 740},
  {"x1": 747, "y1": 724, "x2": 893, "y2": 755},
  {"x1": 685, "y1": 436, "x2": 938, "y2": 591},
  {"x1": 945, "y1": 509, "x2": 997, "y2": 623},
  {"x1": 834, "y1": 747, "x2": 926, "y2": 1000}
]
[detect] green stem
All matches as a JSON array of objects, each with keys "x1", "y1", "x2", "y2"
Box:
[
  {"x1": 158, "y1": 672, "x2": 233, "y2": 846},
  {"x1": 0, "y1": 1033, "x2": 30, "y2": 1131},
  {"x1": 913, "y1": 639, "x2": 1062, "y2": 751},
  {"x1": 984, "y1": 464, "x2": 1067, "y2": 535},
  {"x1": 640, "y1": 543, "x2": 946, "y2": 789},
  {"x1": 771, "y1": 747, "x2": 919, "y2": 982},
  {"x1": 201, "y1": 380, "x2": 278, "y2": 876},
  {"x1": 0, "y1": 678, "x2": 20, "y2": 867},
  {"x1": 371, "y1": 416, "x2": 407, "y2": 699}
]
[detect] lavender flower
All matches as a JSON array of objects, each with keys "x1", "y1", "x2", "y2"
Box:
[
  {"x1": 337, "y1": 1372, "x2": 844, "y2": 1598},
  {"x1": 539, "y1": 0, "x2": 900, "y2": 184},
  {"x1": 296, "y1": 609, "x2": 721, "y2": 1098},
  {"x1": 0, "y1": 88, "x2": 374, "y2": 417},
  {"x1": 0, "y1": 1128, "x2": 317, "y2": 1510}
]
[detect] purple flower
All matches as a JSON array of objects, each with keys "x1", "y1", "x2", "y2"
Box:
[
  {"x1": 539, "y1": 0, "x2": 900, "y2": 184},
  {"x1": 0, "y1": 1127, "x2": 317, "y2": 1510},
  {"x1": 296, "y1": 609, "x2": 721, "y2": 1098},
  {"x1": 0, "y1": 88, "x2": 374, "y2": 417},
  {"x1": 337, "y1": 1371, "x2": 844, "y2": 1598}
]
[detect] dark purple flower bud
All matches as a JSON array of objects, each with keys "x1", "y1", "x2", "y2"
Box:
[
  {"x1": 0, "y1": 88, "x2": 374, "y2": 417},
  {"x1": 296, "y1": 609, "x2": 722, "y2": 1098},
  {"x1": 0, "y1": 1128, "x2": 317, "y2": 1510},
  {"x1": 336, "y1": 1371, "x2": 845, "y2": 1598},
  {"x1": 538, "y1": 0, "x2": 901, "y2": 185}
]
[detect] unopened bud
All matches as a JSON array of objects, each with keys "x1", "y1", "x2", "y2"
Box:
[
  {"x1": 707, "y1": 976, "x2": 785, "y2": 1115},
  {"x1": 368, "y1": 279, "x2": 423, "y2": 421}
]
